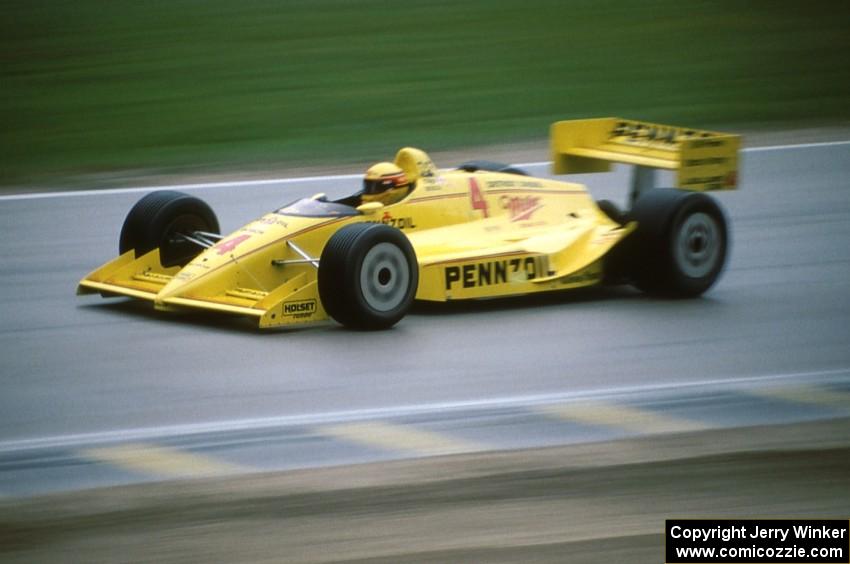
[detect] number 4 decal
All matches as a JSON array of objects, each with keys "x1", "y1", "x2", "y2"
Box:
[{"x1": 469, "y1": 178, "x2": 489, "y2": 217}]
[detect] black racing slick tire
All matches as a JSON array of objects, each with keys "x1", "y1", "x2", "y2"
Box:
[
  {"x1": 318, "y1": 223, "x2": 418, "y2": 330},
  {"x1": 627, "y1": 189, "x2": 728, "y2": 297},
  {"x1": 119, "y1": 190, "x2": 220, "y2": 268}
]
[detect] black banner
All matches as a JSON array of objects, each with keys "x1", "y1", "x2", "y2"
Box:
[{"x1": 666, "y1": 519, "x2": 849, "y2": 563}]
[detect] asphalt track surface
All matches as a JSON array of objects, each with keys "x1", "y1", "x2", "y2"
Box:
[{"x1": 1, "y1": 141, "x2": 849, "y2": 494}]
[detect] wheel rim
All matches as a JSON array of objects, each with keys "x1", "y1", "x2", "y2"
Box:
[
  {"x1": 674, "y1": 212, "x2": 722, "y2": 278},
  {"x1": 359, "y1": 242, "x2": 410, "y2": 312}
]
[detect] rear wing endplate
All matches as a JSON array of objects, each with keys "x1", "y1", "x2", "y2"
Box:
[{"x1": 551, "y1": 117, "x2": 741, "y2": 192}]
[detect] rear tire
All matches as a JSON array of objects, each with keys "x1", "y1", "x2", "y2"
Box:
[
  {"x1": 627, "y1": 189, "x2": 728, "y2": 297},
  {"x1": 318, "y1": 223, "x2": 418, "y2": 330},
  {"x1": 119, "y1": 190, "x2": 220, "y2": 267}
]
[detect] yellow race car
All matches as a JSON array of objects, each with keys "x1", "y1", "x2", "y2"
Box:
[{"x1": 78, "y1": 118, "x2": 740, "y2": 330}]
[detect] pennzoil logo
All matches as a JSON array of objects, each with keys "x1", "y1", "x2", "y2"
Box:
[
  {"x1": 445, "y1": 256, "x2": 546, "y2": 289},
  {"x1": 369, "y1": 212, "x2": 417, "y2": 229},
  {"x1": 283, "y1": 299, "x2": 316, "y2": 318},
  {"x1": 500, "y1": 196, "x2": 542, "y2": 222}
]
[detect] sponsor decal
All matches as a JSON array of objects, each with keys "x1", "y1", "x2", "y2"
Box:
[
  {"x1": 260, "y1": 216, "x2": 289, "y2": 227},
  {"x1": 683, "y1": 170, "x2": 736, "y2": 189},
  {"x1": 444, "y1": 256, "x2": 545, "y2": 290},
  {"x1": 609, "y1": 121, "x2": 728, "y2": 149},
  {"x1": 610, "y1": 121, "x2": 681, "y2": 145},
  {"x1": 418, "y1": 159, "x2": 437, "y2": 178},
  {"x1": 689, "y1": 138, "x2": 725, "y2": 148},
  {"x1": 283, "y1": 299, "x2": 317, "y2": 318},
  {"x1": 370, "y1": 212, "x2": 417, "y2": 229},
  {"x1": 215, "y1": 234, "x2": 251, "y2": 255},
  {"x1": 684, "y1": 157, "x2": 727, "y2": 167},
  {"x1": 486, "y1": 180, "x2": 544, "y2": 189},
  {"x1": 500, "y1": 195, "x2": 542, "y2": 222},
  {"x1": 469, "y1": 178, "x2": 489, "y2": 217},
  {"x1": 682, "y1": 175, "x2": 725, "y2": 189},
  {"x1": 422, "y1": 177, "x2": 444, "y2": 191},
  {"x1": 519, "y1": 220, "x2": 546, "y2": 229}
]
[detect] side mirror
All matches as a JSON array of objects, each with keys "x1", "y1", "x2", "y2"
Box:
[
  {"x1": 309, "y1": 192, "x2": 327, "y2": 201},
  {"x1": 356, "y1": 202, "x2": 384, "y2": 215}
]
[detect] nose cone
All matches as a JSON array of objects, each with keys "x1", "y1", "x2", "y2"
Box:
[{"x1": 153, "y1": 212, "x2": 332, "y2": 310}]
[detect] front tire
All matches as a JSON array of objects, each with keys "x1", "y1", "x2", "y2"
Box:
[
  {"x1": 318, "y1": 223, "x2": 418, "y2": 330},
  {"x1": 119, "y1": 190, "x2": 219, "y2": 267},
  {"x1": 627, "y1": 189, "x2": 728, "y2": 297}
]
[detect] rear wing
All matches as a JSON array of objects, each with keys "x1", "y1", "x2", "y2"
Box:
[{"x1": 550, "y1": 117, "x2": 740, "y2": 191}]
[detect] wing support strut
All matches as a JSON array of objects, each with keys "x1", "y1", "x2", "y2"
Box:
[{"x1": 271, "y1": 240, "x2": 320, "y2": 269}]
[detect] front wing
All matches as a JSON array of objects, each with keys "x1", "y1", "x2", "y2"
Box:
[{"x1": 77, "y1": 250, "x2": 329, "y2": 328}]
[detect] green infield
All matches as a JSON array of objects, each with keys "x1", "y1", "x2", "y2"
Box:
[{"x1": 2, "y1": 0, "x2": 849, "y2": 186}]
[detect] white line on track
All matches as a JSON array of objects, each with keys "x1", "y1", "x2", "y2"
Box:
[
  {"x1": 0, "y1": 367, "x2": 846, "y2": 455},
  {"x1": 1, "y1": 140, "x2": 848, "y2": 203},
  {"x1": 0, "y1": 173, "x2": 363, "y2": 202},
  {"x1": 741, "y1": 140, "x2": 850, "y2": 153}
]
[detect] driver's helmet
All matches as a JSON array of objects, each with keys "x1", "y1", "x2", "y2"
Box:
[{"x1": 362, "y1": 162, "x2": 410, "y2": 205}]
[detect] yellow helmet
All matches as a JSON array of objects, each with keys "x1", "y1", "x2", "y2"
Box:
[{"x1": 362, "y1": 162, "x2": 410, "y2": 205}]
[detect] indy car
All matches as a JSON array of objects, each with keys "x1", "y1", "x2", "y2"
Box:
[{"x1": 78, "y1": 117, "x2": 740, "y2": 330}]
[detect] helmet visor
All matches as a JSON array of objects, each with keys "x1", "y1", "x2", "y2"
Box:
[{"x1": 363, "y1": 177, "x2": 397, "y2": 195}]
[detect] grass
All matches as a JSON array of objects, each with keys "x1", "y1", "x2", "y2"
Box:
[{"x1": 1, "y1": 0, "x2": 849, "y2": 186}]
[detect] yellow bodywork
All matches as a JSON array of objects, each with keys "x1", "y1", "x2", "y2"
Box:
[{"x1": 78, "y1": 118, "x2": 739, "y2": 328}]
